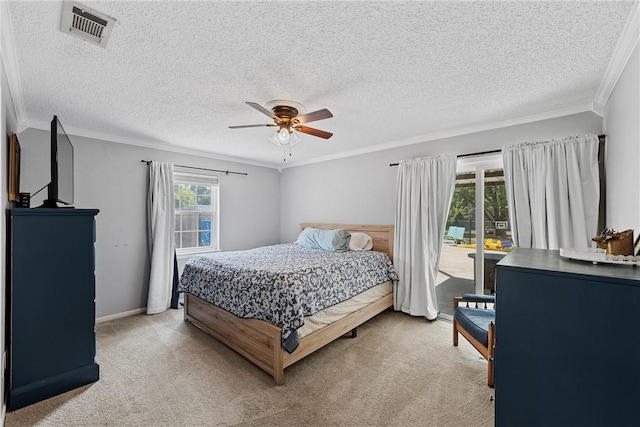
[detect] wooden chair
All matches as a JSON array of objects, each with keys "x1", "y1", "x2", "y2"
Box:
[{"x1": 453, "y1": 294, "x2": 495, "y2": 387}]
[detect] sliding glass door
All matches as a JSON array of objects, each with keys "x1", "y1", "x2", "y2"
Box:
[{"x1": 437, "y1": 154, "x2": 512, "y2": 318}]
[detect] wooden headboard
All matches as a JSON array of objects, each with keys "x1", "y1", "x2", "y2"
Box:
[{"x1": 299, "y1": 223, "x2": 395, "y2": 262}]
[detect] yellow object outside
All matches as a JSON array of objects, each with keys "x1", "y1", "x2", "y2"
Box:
[{"x1": 485, "y1": 238, "x2": 503, "y2": 250}]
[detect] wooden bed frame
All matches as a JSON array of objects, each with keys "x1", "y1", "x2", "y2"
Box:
[{"x1": 183, "y1": 223, "x2": 395, "y2": 385}]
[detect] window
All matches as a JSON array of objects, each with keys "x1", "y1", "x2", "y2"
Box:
[{"x1": 174, "y1": 169, "x2": 219, "y2": 255}]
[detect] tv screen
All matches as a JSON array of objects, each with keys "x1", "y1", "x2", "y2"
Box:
[{"x1": 42, "y1": 116, "x2": 74, "y2": 208}]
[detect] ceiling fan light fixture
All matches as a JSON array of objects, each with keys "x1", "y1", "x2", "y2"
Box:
[
  {"x1": 289, "y1": 131, "x2": 301, "y2": 147},
  {"x1": 269, "y1": 126, "x2": 292, "y2": 146},
  {"x1": 231, "y1": 100, "x2": 333, "y2": 153},
  {"x1": 268, "y1": 132, "x2": 282, "y2": 147},
  {"x1": 277, "y1": 127, "x2": 291, "y2": 144}
]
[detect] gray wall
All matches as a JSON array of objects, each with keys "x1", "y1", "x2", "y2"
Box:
[
  {"x1": 280, "y1": 111, "x2": 603, "y2": 242},
  {"x1": 604, "y1": 44, "x2": 639, "y2": 232},
  {"x1": 17, "y1": 128, "x2": 281, "y2": 318},
  {"x1": 11, "y1": 99, "x2": 633, "y2": 321},
  {"x1": 5, "y1": 47, "x2": 637, "y2": 328}
]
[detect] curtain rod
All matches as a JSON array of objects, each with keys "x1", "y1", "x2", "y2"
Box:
[
  {"x1": 389, "y1": 149, "x2": 500, "y2": 166},
  {"x1": 389, "y1": 134, "x2": 606, "y2": 167},
  {"x1": 140, "y1": 160, "x2": 248, "y2": 176}
]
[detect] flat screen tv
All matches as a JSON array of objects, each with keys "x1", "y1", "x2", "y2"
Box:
[{"x1": 41, "y1": 115, "x2": 74, "y2": 208}]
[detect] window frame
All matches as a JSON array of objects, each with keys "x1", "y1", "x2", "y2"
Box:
[{"x1": 173, "y1": 168, "x2": 220, "y2": 257}]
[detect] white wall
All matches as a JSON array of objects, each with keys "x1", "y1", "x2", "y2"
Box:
[
  {"x1": 1, "y1": 45, "x2": 18, "y2": 427},
  {"x1": 604, "y1": 44, "x2": 640, "y2": 232},
  {"x1": 1, "y1": 53, "x2": 8, "y2": 427},
  {"x1": 17, "y1": 128, "x2": 281, "y2": 318},
  {"x1": 280, "y1": 111, "x2": 603, "y2": 242}
]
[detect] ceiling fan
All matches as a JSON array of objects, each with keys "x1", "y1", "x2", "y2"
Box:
[{"x1": 229, "y1": 101, "x2": 333, "y2": 147}]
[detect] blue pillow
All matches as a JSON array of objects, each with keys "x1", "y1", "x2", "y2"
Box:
[{"x1": 296, "y1": 228, "x2": 351, "y2": 252}]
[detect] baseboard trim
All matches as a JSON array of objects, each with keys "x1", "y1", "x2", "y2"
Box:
[{"x1": 96, "y1": 308, "x2": 146, "y2": 324}]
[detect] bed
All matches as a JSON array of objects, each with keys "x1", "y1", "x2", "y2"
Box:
[{"x1": 179, "y1": 223, "x2": 397, "y2": 385}]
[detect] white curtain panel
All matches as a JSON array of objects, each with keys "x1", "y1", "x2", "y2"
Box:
[
  {"x1": 146, "y1": 161, "x2": 176, "y2": 314},
  {"x1": 502, "y1": 134, "x2": 600, "y2": 250},
  {"x1": 393, "y1": 154, "x2": 457, "y2": 319}
]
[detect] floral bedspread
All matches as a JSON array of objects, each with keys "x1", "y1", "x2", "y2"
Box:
[{"x1": 178, "y1": 243, "x2": 398, "y2": 353}]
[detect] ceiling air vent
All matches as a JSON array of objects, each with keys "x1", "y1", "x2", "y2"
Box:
[{"x1": 60, "y1": 1, "x2": 116, "y2": 48}]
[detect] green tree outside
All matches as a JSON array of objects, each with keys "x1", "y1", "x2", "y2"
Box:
[
  {"x1": 447, "y1": 176, "x2": 510, "y2": 245},
  {"x1": 449, "y1": 185, "x2": 508, "y2": 224},
  {"x1": 448, "y1": 186, "x2": 475, "y2": 223},
  {"x1": 175, "y1": 184, "x2": 196, "y2": 210}
]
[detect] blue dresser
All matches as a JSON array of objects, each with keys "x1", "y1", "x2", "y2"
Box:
[
  {"x1": 495, "y1": 248, "x2": 640, "y2": 427},
  {"x1": 8, "y1": 208, "x2": 100, "y2": 411}
]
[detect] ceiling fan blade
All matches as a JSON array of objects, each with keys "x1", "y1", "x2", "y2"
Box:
[
  {"x1": 229, "y1": 124, "x2": 275, "y2": 129},
  {"x1": 246, "y1": 102, "x2": 278, "y2": 120},
  {"x1": 293, "y1": 108, "x2": 333, "y2": 124},
  {"x1": 294, "y1": 125, "x2": 333, "y2": 139}
]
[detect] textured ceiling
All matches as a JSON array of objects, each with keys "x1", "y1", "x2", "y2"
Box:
[{"x1": 6, "y1": 1, "x2": 636, "y2": 168}]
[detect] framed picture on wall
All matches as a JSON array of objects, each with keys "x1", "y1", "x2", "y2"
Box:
[{"x1": 8, "y1": 133, "x2": 20, "y2": 202}]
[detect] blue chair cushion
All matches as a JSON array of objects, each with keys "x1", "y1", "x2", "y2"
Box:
[{"x1": 454, "y1": 307, "x2": 495, "y2": 347}]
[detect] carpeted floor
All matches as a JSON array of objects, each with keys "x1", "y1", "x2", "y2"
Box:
[{"x1": 5, "y1": 309, "x2": 494, "y2": 427}]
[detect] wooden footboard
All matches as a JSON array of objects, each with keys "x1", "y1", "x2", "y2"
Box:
[
  {"x1": 184, "y1": 290, "x2": 393, "y2": 385},
  {"x1": 184, "y1": 294, "x2": 285, "y2": 383}
]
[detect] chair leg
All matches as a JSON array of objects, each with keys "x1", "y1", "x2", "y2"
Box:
[
  {"x1": 453, "y1": 319, "x2": 459, "y2": 346},
  {"x1": 488, "y1": 358, "x2": 494, "y2": 388}
]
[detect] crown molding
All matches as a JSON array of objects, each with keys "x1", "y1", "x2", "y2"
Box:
[
  {"x1": 19, "y1": 103, "x2": 597, "y2": 173},
  {"x1": 591, "y1": 101, "x2": 606, "y2": 118},
  {"x1": 22, "y1": 119, "x2": 279, "y2": 170},
  {"x1": 594, "y1": 1, "x2": 640, "y2": 107},
  {"x1": 0, "y1": 0, "x2": 27, "y2": 125},
  {"x1": 280, "y1": 103, "x2": 595, "y2": 169}
]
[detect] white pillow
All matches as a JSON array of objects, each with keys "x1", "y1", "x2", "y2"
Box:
[{"x1": 348, "y1": 232, "x2": 373, "y2": 251}]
